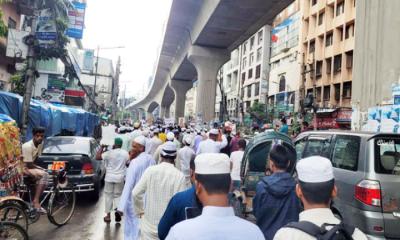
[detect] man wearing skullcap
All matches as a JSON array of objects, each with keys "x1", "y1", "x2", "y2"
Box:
[
  {"x1": 96, "y1": 137, "x2": 129, "y2": 223},
  {"x1": 133, "y1": 142, "x2": 187, "y2": 240},
  {"x1": 274, "y1": 156, "x2": 367, "y2": 240},
  {"x1": 196, "y1": 128, "x2": 228, "y2": 155},
  {"x1": 176, "y1": 135, "x2": 195, "y2": 184},
  {"x1": 148, "y1": 128, "x2": 163, "y2": 156},
  {"x1": 154, "y1": 132, "x2": 177, "y2": 163},
  {"x1": 165, "y1": 153, "x2": 264, "y2": 240},
  {"x1": 117, "y1": 135, "x2": 155, "y2": 240}
]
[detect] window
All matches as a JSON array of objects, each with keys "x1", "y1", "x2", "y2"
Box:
[
  {"x1": 295, "y1": 138, "x2": 308, "y2": 160},
  {"x1": 326, "y1": 32, "x2": 333, "y2": 47},
  {"x1": 334, "y1": 83, "x2": 341, "y2": 101},
  {"x1": 316, "y1": 87, "x2": 322, "y2": 102},
  {"x1": 343, "y1": 82, "x2": 352, "y2": 98},
  {"x1": 303, "y1": 136, "x2": 332, "y2": 158},
  {"x1": 318, "y1": 12, "x2": 324, "y2": 26},
  {"x1": 345, "y1": 24, "x2": 354, "y2": 39},
  {"x1": 326, "y1": 57, "x2": 332, "y2": 74},
  {"x1": 241, "y1": 88, "x2": 244, "y2": 98},
  {"x1": 256, "y1": 48, "x2": 262, "y2": 62},
  {"x1": 8, "y1": 17, "x2": 16, "y2": 29},
  {"x1": 255, "y1": 83, "x2": 260, "y2": 96},
  {"x1": 346, "y1": 51, "x2": 353, "y2": 68},
  {"x1": 257, "y1": 30, "x2": 263, "y2": 45},
  {"x1": 242, "y1": 57, "x2": 247, "y2": 69},
  {"x1": 247, "y1": 86, "x2": 252, "y2": 98},
  {"x1": 246, "y1": 101, "x2": 251, "y2": 110},
  {"x1": 309, "y1": 40, "x2": 315, "y2": 53},
  {"x1": 241, "y1": 72, "x2": 246, "y2": 84},
  {"x1": 250, "y1": 36, "x2": 255, "y2": 49},
  {"x1": 334, "y1": 54, "x2": 342, "y2": 72},
  {"x1": 337, "y1": 26, "x2": 344, "y2": 41},
  {"x1": 312, "y1": 0, "x2": 317, "y2": 6},
  {"x1": 279, "y1": 75, "x2": 286, "y2": 92},
  {"x1": 374, "y1": 138, "x2": 400, "y2": 175},
  {"x1": 316, "y1": 61, "x2": 323, "y2": 77},
  {"x1": 323, "y1": 86, "x2": 331, "y2": 101},
  {"x1": 255, "y1": 65, "x2": 261, "y2": 79},
  {"x1": 248, "y1": 68, "x2": 253, "y2": 79},
  {"x1": 243, "y1": 42, "x2": 247, "y2": 55},
  {"x1": 332, "y1": 136, "x2": 360, "y2": 171},
  {"x1": 336, "y1": 1, "x2": 344, "y2": 16},
  {"x1": 249, "y1": 53, "x2": 254, "y2": 66}
]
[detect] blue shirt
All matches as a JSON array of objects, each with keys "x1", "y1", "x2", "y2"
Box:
[
  {"x1": 279, "y1": 124, "x2": 289, "y2": 135},
  {"x1": 165, "y1": 206, "x2": 265, "y2": 240},
  {"x1": 158, "y1": 186, "x2": 201, "y2": 240}
]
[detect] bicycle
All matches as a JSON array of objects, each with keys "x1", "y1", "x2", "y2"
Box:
[
  {"x1": 0, "y1": 167, "x2": 76, "y2": 232},
  {"x1": 0, "y1": 221, "x2": 29, "y2": 240}
]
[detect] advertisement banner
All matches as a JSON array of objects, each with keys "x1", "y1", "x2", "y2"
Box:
[
  {"x1": 82, "y1": 49, "x2": 94, "y2": 72},
  {"x1": 363, "y1": 105, "x2": 400, "y2": 133},
  {"x1": 36, "y1": 9, "x2": 57, "y2": 46},
  {"x1": 66, "y1": 1, "x2": 86, "y2": 39}
]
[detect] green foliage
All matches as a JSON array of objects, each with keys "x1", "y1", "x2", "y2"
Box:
[
  {"x1": 0, "y1": 0, "x2": 11, "y2": 37},
  {"x1": 10, "y1": 68, "x2": 26, "y2": 96},
  {"x1": 248, "y1": 102, "x2": 267, "y2": 122}
]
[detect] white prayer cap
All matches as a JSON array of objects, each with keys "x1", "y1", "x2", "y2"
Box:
[
  {"x1": 142, "y1": 129, "x2": 150, "y2": 137},
  {"x1": 296, "y1": 156, "x2": 334, "y2": 183},
  {"x1": 133, "y1": 122, "x2": 140, "y2": 128},
  {"x1": 153, "y1": 128, "x2": 160, "y2": 133},
  {"x1": 183, "y1": 135, "x2": 193, "y2": 145},
  {"x1": 161, "y1": 142, "x2": 177, "y2": 157},
  {"x1": 167, "y1": 132, "x2": 175, "y2": 141},
  {"x1": 195, "y1": 153, "x2": 230, "y2": 174},
  {"x1": 209, "y1": 129, "x2": 219, "y2": 135},
  {"x1": 133, "y1": 135, "x2": 146, "y2": 146}
]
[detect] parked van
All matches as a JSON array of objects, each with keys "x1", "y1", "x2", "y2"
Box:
[{"x1": 295, "y1": 131, "x2": 400, "y2": 239}]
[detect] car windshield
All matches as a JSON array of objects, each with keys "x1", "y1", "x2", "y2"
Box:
[
  {"x1": 375, "y1": 138, "x2": 400, "y2": 175},
  {"x1": 42, "y1": 138, "x2": 90, "y2": 155}
]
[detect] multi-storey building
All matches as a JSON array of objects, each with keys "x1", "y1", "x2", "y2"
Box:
[
  {"x1": 268, "y1": 0, "x2": 301, "y2": 120},
  {"x1": 300, "y1": 0, "x2": 355, "y2": 109},
  {"x1": 0, "y1": 2, "x2": 21, "y2": 91}
]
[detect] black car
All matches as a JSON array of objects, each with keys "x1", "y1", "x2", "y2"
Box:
[{"x1": 36, "y1": 136, "x2": 105, "y2": 200}]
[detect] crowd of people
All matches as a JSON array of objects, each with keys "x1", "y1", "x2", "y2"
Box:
[{"x1": 93, "y1": 121, "x2": 367, "y2": 240}]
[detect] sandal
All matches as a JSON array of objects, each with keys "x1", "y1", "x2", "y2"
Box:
[
  {"x1": 36, "y1": 207, "x2": 47, "y2": 214},
  {"x1": 104, "y1": 214, "x2": 111, "y2": 223},
  {"x1": 115, "y1": 211, "x2": 122, "y2": 222}
]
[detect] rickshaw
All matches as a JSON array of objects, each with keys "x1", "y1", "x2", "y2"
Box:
[{"x1": 238, "y1": 131, "x2": 296, "y2": 217}]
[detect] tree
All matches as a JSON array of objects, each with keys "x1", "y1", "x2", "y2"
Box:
[
  {"x1": 0, "y1": 0, "x2": 10, "y2": 37},
  {"x1": 248, "y1": 101, "x2": 267, "y2": 123}
]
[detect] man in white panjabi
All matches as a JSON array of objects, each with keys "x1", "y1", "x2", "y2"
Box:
[
  {"x1": 196, "y1": 128, "x2": 228, "y2": 155},
  {"x1": 133, "y1": 142, "x2": 187, "y2": 239}
]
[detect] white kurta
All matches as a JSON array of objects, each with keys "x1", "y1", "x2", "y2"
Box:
[
  {"x1": 165, "y1": 206, "x2": 265, "y2": 240},
  {"x1": 148, "y1": 136, "x2": 162, "y2": 156},
  {"x1": 176, "y1": 146, "x2": 195, "y2": 176},
  {"x1": 132, "y1": 162, "x2": 187, "y2": 240},
  {"x1": 117, "y1": 152, "x2": 155, "y2": 240},
  {"x1": 196, "y1": 136, "x2": 228, "y2": 155},
  {"x1": 274, "y1": 208, "x2": 368, "y2": 240}
]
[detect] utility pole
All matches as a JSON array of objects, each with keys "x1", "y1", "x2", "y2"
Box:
[
  {"x1": 92, "y1": 46, "x2": 100, "y2": 112},
  {"x1": 21, "y1": 11, "x2": 38, "y2": 141},
  {"x1": 112, "y1": 56, "x2": 121, "y2": 122}
]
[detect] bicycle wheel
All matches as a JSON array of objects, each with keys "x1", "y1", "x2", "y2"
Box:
[
  {"x1": 0, "y1": 203, "x2": 29, "y2": 232},
  {"x1": 47, "y1": 188, "x2": 76, "y2": 226},
  {"x1": 0, "y1": 221, "x2": 29, "y2": 240}
]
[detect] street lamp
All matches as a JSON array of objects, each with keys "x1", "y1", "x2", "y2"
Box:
[{"x1": 93, "y1": 46, "x2": 125, "y2": 109}]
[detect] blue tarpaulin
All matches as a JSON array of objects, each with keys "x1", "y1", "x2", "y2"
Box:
[{"x1": 0, "y1": 91, "x2": 100, "y2": 141}]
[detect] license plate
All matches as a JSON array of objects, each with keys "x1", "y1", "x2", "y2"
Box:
[{"x1": 48, "y1": 161, "x2": 66, "y2": 171}]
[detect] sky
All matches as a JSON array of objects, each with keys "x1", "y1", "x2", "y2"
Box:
[{"x1": 83, "y1": 0, "x2": 172, "y2": 99}]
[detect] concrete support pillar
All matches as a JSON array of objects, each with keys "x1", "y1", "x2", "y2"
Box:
[
  {"x1": 160, "y1": 106, "x2": 167, "y2": 119},
  {"x1": 147, "y1": 112, "x2": 154, "y2": 123},
  {"x1": 171, "y1": 79, "x2": 193, "y2": 123},
  {"x1": 165, "y1": 105, "x2": 171, "y2": 118},
  {"x1": 188, "y1": 45, "x2": 229, "y2": 122}
]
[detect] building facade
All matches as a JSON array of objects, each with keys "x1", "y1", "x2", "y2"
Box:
[
  {"x1": 268, "y1": 0, "x2": 301, "y2": 120},
  {"x1": 300, "y1": 0, "x2": 355, "y2": 110},
  {"x1": 0, "y1": 2, "x2": 21, "y2": 91}
]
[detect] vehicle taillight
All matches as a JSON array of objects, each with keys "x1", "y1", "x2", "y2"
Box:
[
  {"x1": 82, "y1": 163, "x2": 94, "y2": 175},
  {"x1": 355, "y1": 180, "x2": 381, "y2": 207}
]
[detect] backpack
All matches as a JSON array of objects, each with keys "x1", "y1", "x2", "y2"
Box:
[{"x1": 285, "y1": 221, "x2": 355, "y2": 240}]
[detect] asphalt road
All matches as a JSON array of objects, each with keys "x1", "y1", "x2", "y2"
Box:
[{"x1": 28, "y1": 190, "x2": 124, "y2": 240}]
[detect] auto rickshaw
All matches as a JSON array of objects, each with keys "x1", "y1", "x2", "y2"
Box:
[{"x1": 238, "y1": 131, "x2": 296, "y2": 216}]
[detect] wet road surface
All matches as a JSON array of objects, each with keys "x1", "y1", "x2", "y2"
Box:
[{"x1": 28, "y1": 190, "x2": 124, "y2": 240}]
